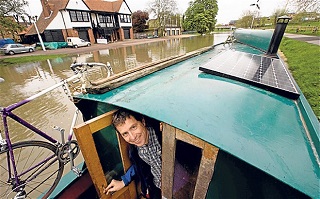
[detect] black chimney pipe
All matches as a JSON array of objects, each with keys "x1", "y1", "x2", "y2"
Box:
[{"x1": 267, "y1": 16, "x2": 291, "y2": 57}]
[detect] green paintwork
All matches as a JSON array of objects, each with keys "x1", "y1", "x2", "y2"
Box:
[
  {"x1": 76, "y1": 38, "x2": 319, "y2": 198},
  {"x1": 233, "y1": 29, "x2": 273, "y2": 52},
  {"x1": 40, "y1": 163, "x2": 85, "y2": 199}
]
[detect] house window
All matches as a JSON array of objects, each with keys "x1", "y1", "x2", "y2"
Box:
[
  {"x1": 98, "y1": 15, "x2": 105, "y2": 23},
  {"x1": 69, "y1": 10, "x2": 89, "y2": 22},
  {"x1": 107, "y1": 16, "x2": 111, "y2": 23},
  {"x1": 43, "y1": 30, "x2": 64, "y2": 42},
  {"x1": 120, "y1": 14, "x2": 131, "y2": 23},
  {"x1": 98, "y1": 15, "x2": 113, "y2": 23}
]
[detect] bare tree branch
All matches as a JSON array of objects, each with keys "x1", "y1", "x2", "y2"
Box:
[{"x1": 289, "y1": 0, "x2": 320, "y2": 13}]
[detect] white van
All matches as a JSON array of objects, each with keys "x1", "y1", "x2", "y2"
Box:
[{"x1": 67, "y1": 37, "x2": 91, "y2": 48}]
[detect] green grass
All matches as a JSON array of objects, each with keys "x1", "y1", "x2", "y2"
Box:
[
  {"x1": 280, "y1": 37, "x2": 320, "y2": 118},
  {"x1": 0, "y1": 54, "x2": 68, "y2": 66},
  {"x1": 285, "y1": 27, "x2": 320, "y2": 36},
  {"x1": 286, "y1": 21, "x2": 320, "y2": 36}
]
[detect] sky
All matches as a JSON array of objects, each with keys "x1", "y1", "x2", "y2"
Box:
[{"x1": 26, "y1": 0, "x2": 289, "y2": 24}]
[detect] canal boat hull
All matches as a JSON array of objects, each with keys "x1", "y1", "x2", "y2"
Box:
[{"x1": 47, "y1": 18, "x2": 319, "y2": 199}]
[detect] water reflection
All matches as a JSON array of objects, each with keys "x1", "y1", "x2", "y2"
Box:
[{"x1": 0, "y1": 34, "x2": 228, "y2": 143}]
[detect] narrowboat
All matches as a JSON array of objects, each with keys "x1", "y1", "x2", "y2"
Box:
[{"x1": 49, "y1": 16, "x2": 319, "y2": 199}]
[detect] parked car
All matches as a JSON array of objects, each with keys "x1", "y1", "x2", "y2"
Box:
[
  {"x1": 67, "y1": 37, "x2": 91, "y2": 48},
  {"x1": 0, "y1": 44, "x2": 35, "y2": 55}
]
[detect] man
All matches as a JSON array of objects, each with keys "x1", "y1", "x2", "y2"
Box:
[{"x1": 104, "y1": 108, "x2": 162, "y2": 198}]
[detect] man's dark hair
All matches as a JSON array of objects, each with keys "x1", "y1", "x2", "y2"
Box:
[{"x1": 112, "y1": 108, "x2": 144, "y2": 128}]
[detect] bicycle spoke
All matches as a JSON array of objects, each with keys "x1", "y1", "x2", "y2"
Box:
[
  {"x1": 25, "y1": 167, "x2": 62, "y2": 196},
  {"x1": 20, "y1": 144, "x2": 36, "y2": 173},
  {"x1": 0, "y1": 141, "x2": 64, "y2": 199}
]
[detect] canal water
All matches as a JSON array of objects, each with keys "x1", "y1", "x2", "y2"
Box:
[{"x1": 0, "y1": 33, "x2": 228, "y2": 159}]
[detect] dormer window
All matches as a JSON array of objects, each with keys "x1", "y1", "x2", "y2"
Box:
[{"x1": 120, "y1": 14, "x2": 131, "y2": 23}]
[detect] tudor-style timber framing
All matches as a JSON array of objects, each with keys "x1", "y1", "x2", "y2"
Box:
[{"x1": 23, "y1": 0, "x2": 133, "y2": 44}]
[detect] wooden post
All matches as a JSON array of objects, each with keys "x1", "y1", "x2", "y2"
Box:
[
  {"x1": 161, "y1": 123, "x2": 177, "y2": 199},
  {"x1": 193, "y1": 143, "x2": 219, "y2": 199}
]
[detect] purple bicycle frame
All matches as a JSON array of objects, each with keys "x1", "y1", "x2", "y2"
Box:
[{"x1": 1, "y1": 73, "x2": 81, "y2": 186}]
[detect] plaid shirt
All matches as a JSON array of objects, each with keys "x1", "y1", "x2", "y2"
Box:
[{"x1": 137, "y1": 127, "x2": 162, "y2": 189}]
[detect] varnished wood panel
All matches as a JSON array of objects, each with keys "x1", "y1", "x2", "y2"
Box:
[
  {"x1": 176, "y1": 128, "x2": 204, "y2": 149},
  {"x1": 162, "y1": 123, "x2": 177, "y2": 199},
  {"x1": 83, "y1": 110, "x2": 116, "y2": 134},
  {"x1": 73, "y1": 110, "x2": 137, "y2": 199},
  {"x1": 73, "y1": 120, "x2": 108, "y2": 198},
  {"x1": 193, "y1": 143, "x2": 219, "y2": 199}
]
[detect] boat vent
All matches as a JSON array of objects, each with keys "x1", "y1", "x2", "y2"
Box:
[{"x1": 199, "y1": 50, "x2": 300, "y2": 99}]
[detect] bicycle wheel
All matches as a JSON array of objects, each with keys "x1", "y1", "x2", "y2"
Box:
[
  {"x1": 85, "y1": 63, "x2": 112, "y2": 84},
  {"x1": 0, "y1": 140, "x2": 64, "y2": 199}
]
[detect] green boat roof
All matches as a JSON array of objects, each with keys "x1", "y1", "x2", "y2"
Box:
[{"x1": 76, "y1": 44, "x2": 319, "y2": 198}]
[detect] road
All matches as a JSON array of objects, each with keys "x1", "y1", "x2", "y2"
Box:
[
  {"x1": 284, "y1": 33, "x2": 320, "y2": 46},
  {"x1": 1, "y1": 33, "x2": 318, "y2": 59}
]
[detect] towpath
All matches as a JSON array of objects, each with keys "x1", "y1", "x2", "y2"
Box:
[{"x1": 284, "y1": 33, "x2": 320, "y2": 46}]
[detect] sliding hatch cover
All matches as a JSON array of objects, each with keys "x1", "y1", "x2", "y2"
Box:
[{"x1": 199, "y1": 50, "x2": 300, "y2": 99}]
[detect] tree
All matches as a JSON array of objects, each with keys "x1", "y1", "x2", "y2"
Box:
[
  {"x1": 0, "y1": 0, "x2": 28, "y2": 16},
  {"x1": 0, "y1": 0, "x2": 28, "y2": 39},
  {"x1": 132, "y1": 11, "x2": 149, "y2": 33},
  {"x1": 148, "y1": 0, "x2": 178, "y2": 36},
  {"x1": 289, "y1": 0, "x2": 320, "y2": 13},
  {"x1": 183, "y1": 0, "x2": 218, "y2": 34},
  {"x1": 0, "y1": 16, "x2": 25, "y2": 39},
  {"x1": 235, "y1": 11, "x2": 256, "y2": 28},
  {"x1": 270, "y1": 9, "x2": 288, "y2": 27}
]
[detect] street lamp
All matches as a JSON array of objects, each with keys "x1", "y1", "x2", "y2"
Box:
[
  {"x1": 250, "y1": 0, "x2": 260, "y2": 29},
  {"x1": 33, "y1": 17, "x2": 46, "y2": 51},
  {"x1": 27, "y1": 5, "x2": 46, "y2": 51}
]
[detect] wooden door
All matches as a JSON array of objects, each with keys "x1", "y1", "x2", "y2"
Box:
[{"x1": 73, "y1": 110, "x2": 137, "y2": 199}]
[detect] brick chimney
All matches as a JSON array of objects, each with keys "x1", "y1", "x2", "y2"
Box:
[{"x1": 40, "y1": 0, "x2": 52, "y2": 18}]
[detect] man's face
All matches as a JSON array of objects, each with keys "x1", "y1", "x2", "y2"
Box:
[{"x1": 116, "y1": 116, "x2": 148, "y2": 147}]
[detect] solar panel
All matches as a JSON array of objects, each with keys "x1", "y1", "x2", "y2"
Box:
[{"x1": 199, "y1": 50, "x2": 300, "y2": 99}]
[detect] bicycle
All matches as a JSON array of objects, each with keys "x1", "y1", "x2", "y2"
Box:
[{"x1": 0, "y1": 62, "x2": 113, "y2": 199}]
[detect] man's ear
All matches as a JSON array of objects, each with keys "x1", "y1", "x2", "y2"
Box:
[{"x1": 142, "y1": 118, "x2": 146, "y2": 126}]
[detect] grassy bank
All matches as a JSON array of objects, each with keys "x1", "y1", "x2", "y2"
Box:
[
  {"x1": 285, "y1": 21, "x2": 320, "y2": 36},
  {"x1": 0, "y1": 54, "x2": 67, "y2": 66},
  {"x1": 280, "y1": 37, "x2": 319, "y2": 118}
]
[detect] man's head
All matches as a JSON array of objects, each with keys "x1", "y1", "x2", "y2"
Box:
[{"x1": 112, "y1": 109, "x2": 148, "y2": 147}]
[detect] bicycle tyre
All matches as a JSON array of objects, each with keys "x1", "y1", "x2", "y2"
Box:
[
  {"x1": 84, "y1": 63, "x2": 112, "y2": 84},
  {"x1": 0, "y1": 140, "x2": 64, "y2": 199}
]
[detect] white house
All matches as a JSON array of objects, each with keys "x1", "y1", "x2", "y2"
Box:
[{"x1": 24, "y1": 0, "x2": 133, "y2": 44}]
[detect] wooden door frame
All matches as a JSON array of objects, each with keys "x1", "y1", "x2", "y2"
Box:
[
  {"x1": 162, "y1": 123, "x2": 219, "y2": 199},
  {"x1": 73, "y1": 110, "x2": 219, "y2": 199},
  {"x1": 73, "y1": 110, "x2": 137, "y2": 199}
]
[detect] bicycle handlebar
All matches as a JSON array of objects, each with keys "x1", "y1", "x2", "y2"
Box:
[
  {"x1": 4, "y1": 62, "x2": 109, "y2": 112},
  {"x1": 70, "y1": 62, "x2": 107, "y2": 74}
]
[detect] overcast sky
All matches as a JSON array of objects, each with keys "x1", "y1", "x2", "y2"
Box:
[{"x1": 26, "y1": 0, "x2": 288, "y2": 24}]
